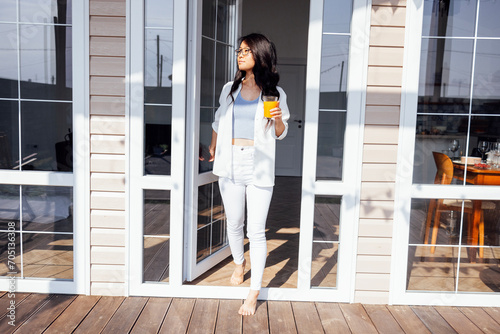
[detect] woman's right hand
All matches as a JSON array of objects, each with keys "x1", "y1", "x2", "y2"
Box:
[{"x1": 208, "y1": 145, "x2": 216, "y2": 162}]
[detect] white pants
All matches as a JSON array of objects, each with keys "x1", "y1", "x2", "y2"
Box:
[{"x1": 218, "y1": 146, "x2": 273, "y2": 291}]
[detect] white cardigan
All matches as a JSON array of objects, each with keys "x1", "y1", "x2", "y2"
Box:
[{"x1": 212, "y1": 81, "x2": 290, "y2": 187}]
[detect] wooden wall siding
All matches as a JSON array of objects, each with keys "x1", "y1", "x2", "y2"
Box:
[
  {"x1": 89, "y1": 0, "x2": 127, "y2": 295},
  {"x1": 356, "y1": 1, "x2": 407, "y2": 303}
]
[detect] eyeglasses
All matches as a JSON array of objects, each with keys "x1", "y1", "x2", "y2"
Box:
[{"x1": 235, "y1": 48, "x2": 252, "y2": 57}]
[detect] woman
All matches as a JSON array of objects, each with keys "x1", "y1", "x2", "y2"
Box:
[{"x1": 209, "y1": 33, "x2": 290, "y2": 316}]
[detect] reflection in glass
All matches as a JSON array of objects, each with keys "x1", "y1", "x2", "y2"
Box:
[
  {"x1": 471, "y1": 40, "x2": 500, "y2": 115},
  {"x1": 322, "y1": 0, "x2": 352, "y2": 34},
  {"x1": 313, "y1": 196, "x2": 340, "y2": 242},
  {"x1": 200, "y1": 38, "x2": 215, "y2": 107},
  {"x1": 216, "y1": 0, "x2": 233, "y2": 43},
  {"x1": 143, "y1": 189, "x2": 170, "y2": 283},
  {"x1": 316, "y1": 111, "x2": 345, "y2": 180},
  {"x1": 22, "y1": 233, "x2": 73, "y2": 279},
  {"x1": 0, "y1": 100, "x2": 19, "y2": 170},
  {"x1": 215, "y1": 43, "x2": 231, "y2": 101},
  {"x1": 319, "y1": 35, "x2": 349, "y2": 110},
  {"x1": 197, "y1": 182, "x2": 226, "y2": 262},
  {"x1": 458, "y1": 247, "x2": 500, "y2": 292},
  {"x1": 0, "y1": 232, "x2": 21, "y2": 277},
  {"x1": 418, "y1": 38, "x2": 473, "y2": 114},
  {"x1": 22, "y1": 185, "x2": 73, "y2": 233},
  {"x1": 477, "y1": 0, "x2": 500, "y2": 37},
  {"x1": 202, "y1": 0, "x2": 216, "y2": 39},
  {"x1": 199, "y1": 107, "x2": 214, "y2": 173},
  {"x1": 145, "y1": 0, "x2": 173, "y2": 28},
  {"x1": 19, "y1": 25, "x2": 72, "y2": 100},
  {"x1": 20, "y1": 0, "x2": 72, "y2": 25},
  {"x1": 311, "y1": 243, "x2": 338, "y2": 288},
  {"x1": 0, "y1": 0, "x2": 17, "y2": 22},
  {"x1": 0, "y1": 185, "x2": 20, "y2": 230},
  {"x1": 468, "y1": 117, "x2": 500, "y2": 160},
  {"x1": 144, "y1": 29, "x2": 173, "y2": 104},
  {"x1": 421, "y1": 0, "x2": 476, "y2": 37},
  {"x1": 0, "y1": 24, "x2": 18, "y2": 98},
  {"x1": 144, "y1": 106, "x2": 172, "y2": 175},
  {"x1": 21, "y1": 101, "x2": 72, "y2": 171},
  {"x1": 406, "y1": 246, "x2": 457, "y2": 291}
]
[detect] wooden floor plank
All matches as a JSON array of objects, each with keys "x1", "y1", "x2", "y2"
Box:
[
  {"x1": 0, "y1": 293, "x2": 30, "y2": 318},
  {"x1": 102, "y1": 296, "x2": 148, "y2": 334},
  {"x1": 44, "y1": 295, "x2": 101, "y2": 334},
  {"x1": 268, "y1": 301, "x2": 297, "y2": 334},
  {"x1": 13, "y1": 294, "x2": 76, "y2": 334},
  {"x1": 243, "y1": 301, "x2": 268, "y2": 333},
  {"x1": 187, "y1": 299, "x2": 219, "y2": 334},
  {"x1": 363, "y1": 305, "x2": 404, "y2": 334},
  {"x1": 291, "y1": 301, "x2": 323, "y2": 334},
  {"x1": 73, "y1": 296, "x2": 125, "y2": 334},
  {"x1": 411, "y1": 306, "x2": 457, "y2": 334},
  {"x1": 459, "y1": 307, "x2": 500, "y2": 334},
  {"x1": 215, "y1": 299, "x2": 242, "y2": 334},
  {"x1": 435, "y1": 306, "x2": 483, "y2": 334},
  {"x1": 387, "y1": 305, "x2": 431, "y2": 334},
  {"x1": 131, "y1": 297, "x2": 172, "y2": 334},
  {"x1": 482, "y1": 307, "x2": 500, "y2": 325},
  {"x1": 0, "y1": 293, "x2": 53, "y2": 334},
  {"x1": 159, "y1": 298, "x2": 196, "y2": 334},
  {"x1": 315, "y1": 303, "x2": 351, "y2": 334},
  {"x1": 339, "y1": 303, "x2": 377, "y2": 334}
]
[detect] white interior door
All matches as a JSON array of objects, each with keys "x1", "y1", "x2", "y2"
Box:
[{"x1": 276, "y1": 64, "x2": 306, "y2": 176}]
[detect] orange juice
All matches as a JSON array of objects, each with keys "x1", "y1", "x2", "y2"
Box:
[{"x1": 263, "y1": 101, "x2": 278, "y2": 118}]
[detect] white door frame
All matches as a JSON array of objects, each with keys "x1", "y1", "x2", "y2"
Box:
[
  {"x1": 0, "y1": 0, "x2": 89, "y2": 295},
  {"x1": 391, "y1": 0, "x2": 500, "y2": 306}
]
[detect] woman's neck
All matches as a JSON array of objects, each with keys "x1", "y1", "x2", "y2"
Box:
[{"x1": 243, "y1": 72, "x2": 256, "y2": 87}]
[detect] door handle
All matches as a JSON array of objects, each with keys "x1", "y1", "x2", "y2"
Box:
[{"x1": 293, "y1": 120, "x2": 302, "y2": 123}]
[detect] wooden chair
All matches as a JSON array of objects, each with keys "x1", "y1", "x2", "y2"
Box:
[{"x1": 423, "y1": 152, "x2": 495, "y2": 257}]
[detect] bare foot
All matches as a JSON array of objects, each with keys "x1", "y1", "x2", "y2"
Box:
[
  {"x1": 230, "y1": 260, "x2": 246, "y2": 285},
  {"x1": 239, "y1": 290, "x2": 259, "y2": 316}
]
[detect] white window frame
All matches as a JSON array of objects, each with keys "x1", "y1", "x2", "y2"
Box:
[
  {"x1": 391, "y1": 0, "x2": 500, "y2": 306},
  {"x1": 0, "y1": 0, "x2": 89, "y2": 295}
]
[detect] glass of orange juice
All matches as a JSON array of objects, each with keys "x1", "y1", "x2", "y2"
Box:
[{"x1": 263, "y1": 96, "x2": 278, "y2": 119}]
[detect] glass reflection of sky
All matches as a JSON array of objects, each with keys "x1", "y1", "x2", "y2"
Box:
[
  {"x1": 20, "y1": 0, "x2": 72, "y2": 25},
  {"x1": 422, "y1": 0, "x2": 477, "y2": 37},
  {"x1": 145, "y1": 0, "x2": 173, "y2": 28},
  {"x1": 144, "y1": 30, "x2": 173, "y2": 89},
  {"x1": 0, "y1": 0, "x2": 17, "y2": 22}
]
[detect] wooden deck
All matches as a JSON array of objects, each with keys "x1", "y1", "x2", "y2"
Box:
[{"x1": 0, "y1": 292, "x2": 499, "y2": 333}]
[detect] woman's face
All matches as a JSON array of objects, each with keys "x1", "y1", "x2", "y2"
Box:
[{"x1": 237, "y1": 41, "x2": 255, "y2": 73}]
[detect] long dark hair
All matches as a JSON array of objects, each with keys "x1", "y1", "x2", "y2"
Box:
[{"x1": 229, "y1": 33, "x2": 280, "y2": 102}]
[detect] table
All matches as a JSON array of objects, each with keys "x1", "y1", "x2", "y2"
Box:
[{"x1": 452, "y1": 162, "x2": 500, "y2": 260}]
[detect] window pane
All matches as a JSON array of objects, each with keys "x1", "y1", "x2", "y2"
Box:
[
  {"x1": 0, "y1": 0, "x2": 17, "y2": 22},
  {"x1": 19, "y1": 25, "x2": 72, "y2": 100},
  {"x1": 0, "y1": 100, "x2": 19, "y2": 170},
  {"x1": 407, "y1": 246, "x2": 458, "y2": 291},
  {"x1": 0, "y1": 185, "x2": 20, "y2": 230},
  {"x1": 200, "y1": 38, "x2": 215, "y2": 108},
  {"x1": 316, "y1": 111, "x2": 345, "y2": 180},
  {"x1": 215, "y1": 43, "x2": 231, "y2": 103},
  {"x1": 458, "y1": 247, "x2": 500, "y2": 292},
  {"x1": 319, "y1": 35, "x2": 349, "y2": 110},
  {"x1": 22, "y1": 233, "x2": 73, "y2": 279},
  {"x1": 21, "y1": 101, "x2": 72, "y2": 171},
  {"x1": 144, "y1": 106, "x2": 171, "y2": 175},
  {"x1": 418, "y1": 38, "x2": 473, "y2": 114},
  {"x1": 471, "y1": 40, "x2": 500, "y2": 115},
  {"x1": 477, "y1": 0, "x2": 500, "y2": 37},
  {"x1": 216, "y1": 0, "x2": 233, "y2": 43},
  {"x1": 322, "y1": 0, "x2": 352, "y2": 34},
  {"x1": 313, "y1": 196, "x2": 340, "y2": 242},
  {"x1": 143, "y1": 189, "x2": 170, "y2": 283},
  {"x1": 145, "y1": 0, "x2": 173, "y2": 28},
  {"x1": 422, "y1": 0, "x2": 476, "y2": 37},
  {"x1": 144, "y1": 29, "x2": 173, "y2": 104},
  {"x1": 0, "y1": 231, "x2": 21, "y2": 277},
  {"x1": 20, "y1": 0, "x2": 72, "y2": 25},
  {"x1": 199, "y1": 108, "x2": 215, "y2": 173},
  {"x1": 0, "y1": 24, "x2": 19, "y2": 98},
  {"x1": 202, "y1": 0, "x2": 216, "y2": 39},
  {"x1": 467, "y1": 117, "x2": 499, "y2": 162},
  {"x1": 22, "y1": 185, "x2": 73, "y2": 233},
  {"x1": 311, "y1": 243, "x2": 338, "y2": 288}
]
